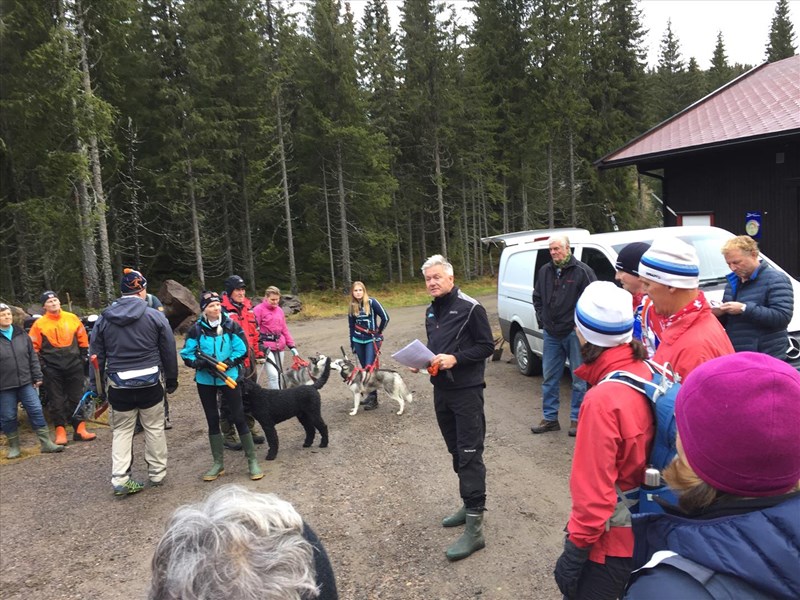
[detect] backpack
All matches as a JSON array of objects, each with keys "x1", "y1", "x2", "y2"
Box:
[{"x1": 599, "y1": 360, "x2": 681, "y2": 514}]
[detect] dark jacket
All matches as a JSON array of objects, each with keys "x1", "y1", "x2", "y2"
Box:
[
  {"x1": 425, "y1": 287, "x2": 494, "y2": 390},
  {"x1": 349, "y1": 297, "x2": 389, "y2": 344},
  {"x1": 533, "y1": 255, "x2": 597, "y2": 338},
  {"x1": 0, "y1": 325, "x2": 43, "y2": 391},
  {"x1": 90, "y1": 295, "x2": 178, "y2": 385},
  {"x1": 721, "y1": 262, "x2": 794, "y2": 358},
  {"x1": 625, "y1": 492, "x2": 800, "y2": 599}
]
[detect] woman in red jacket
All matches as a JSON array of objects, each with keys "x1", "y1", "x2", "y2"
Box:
[{"x1": 553, "y1": 281, "x2": 655, "y2": 600}]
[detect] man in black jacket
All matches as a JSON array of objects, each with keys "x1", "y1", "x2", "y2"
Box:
[
  {"x1": 420, "y1": 254, "x2": 494, "y2": 561},
  {"x1": 532, "y1": 235, "x2": 596, "y2": 437},
  {"x1": 90, "y1": 269, "x2": 179, "y2": 496}
]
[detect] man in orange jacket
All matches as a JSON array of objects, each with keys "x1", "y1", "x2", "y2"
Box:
[{"x1": 29, "y1": 291, "x2": 95, "y2": 445}]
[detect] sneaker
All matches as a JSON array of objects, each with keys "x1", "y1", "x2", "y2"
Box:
[
  {"x1": 530, "y1": 419, "x2": 561, "y2": 434},
  {"x1": 568, "y1": 420, "x2": 578, "y2": 437},
  {"x1": 149, "y1": 479, "x2": 165, "y2": 488},
  {"x1": 113, "y1": 479, "x2": 145, "y2": 497}
]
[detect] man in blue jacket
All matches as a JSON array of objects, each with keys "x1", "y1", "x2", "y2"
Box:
[
  {"x1": 91, "y1": 269, "x2": 179, "y2": 496},
  {"x1": 713, "y1": 236, "x2": 794, "y2": 359},
  {"x1": 420, "y1": 254, "x2": 495, "y2": 561}
]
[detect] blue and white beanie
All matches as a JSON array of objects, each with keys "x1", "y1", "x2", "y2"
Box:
[
  {"x1": 638, "y1": 237, "x2": 700, "y2": 289},
  {"x1": 575, "y1": 281, "x2": 634, "y2": 348}
]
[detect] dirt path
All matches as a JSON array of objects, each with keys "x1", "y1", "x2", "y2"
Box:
[{"x1": 0, "y1": 295, "x2": 577, "y2": 600}]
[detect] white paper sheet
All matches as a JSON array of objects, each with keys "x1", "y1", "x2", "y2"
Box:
[{"x1": 391, "y1": 339, "x2": 435, "y2": 369}]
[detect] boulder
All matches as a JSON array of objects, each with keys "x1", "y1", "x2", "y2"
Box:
[
  {"x1": 281, "y1": 294, "x2": 303, "y2": 315},
  {"x1": 158, "y1": 280, "x2": 199, "y2": 331},
  {"x1": 7, "y1": 304, "x2": 29, "y2": 328}
]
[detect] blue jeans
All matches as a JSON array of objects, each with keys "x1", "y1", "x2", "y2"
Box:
[
  {"x1": 541, "y1": 331, "x2": 586, "y2": 422},
  {"x1": 0, "y1": 385, "x2": 48, "y2": 433}
]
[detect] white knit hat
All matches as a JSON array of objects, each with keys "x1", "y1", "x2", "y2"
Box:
[
  {"x1": 574, "y1": 282, "x2": 634, "y2": 347},
  {"x1": 638, "y1": 237, "x2": 700, "y2": 289}
]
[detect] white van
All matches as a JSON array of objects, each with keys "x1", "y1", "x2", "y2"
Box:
[{"x1": 483, "y1": 226, "x2": 800, "y2": 374}]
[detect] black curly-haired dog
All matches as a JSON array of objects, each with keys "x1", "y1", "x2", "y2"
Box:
[{"x1": 239, "y1": 357, "x2": 331, "y2": 460}]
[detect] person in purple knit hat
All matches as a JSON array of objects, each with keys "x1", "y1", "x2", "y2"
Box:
[{"x1": 625, "y1": 352, "x2": 800, "y2": 600}]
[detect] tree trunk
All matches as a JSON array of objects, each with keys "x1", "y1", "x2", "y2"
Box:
[
  {"x1": 222, "y1": 194, "x2": 233, "y2": 275},
  {"x1": 461, "y1": 174, "x2": 469, "y2": 276},
  {"x1": 186, "y1": 158, "x2": 205, "y2": 287},
  {"x1": 471, "y1": 178, "x2": 478, "y2": 278},
  {"x1": 434, "y1": 136, "x2": 447, "y2": 256},
  {"x1": 240, "y1": 155, "x2": 256, "y2": 292},
  {"x1": 547, "y1": 143, "x2": 555, "y2": 228},
  {"x1": 336, "y1": 142, "x2": 351, "y2": 289},
  {"x1": 126, "y1": 118, "x2": 142, "y2": 268},
  {"x1": 322, "y1": 163, "x2": 336, "y2": 291},
  {"x1": 407, "y1": 212, "x2": 415, "y2": 278},
  {"x1": 569, "y1": 130, "x2": 576, "y2": 227},
  {"x1": 521, "y1": 159, "x2": 529, "y2": 230},
  {"x1": 76, "y1": 0, "x2": 113, "y2": 302},
  {"x1": 502, "y1": 176, "x2": 508, "y2": 233},
  {"x1": 394, "y1": 211, "x2": 403, "y2": 284},
  {"x1": 276, "y1": 94, "x2": 298, "y2": 294}
]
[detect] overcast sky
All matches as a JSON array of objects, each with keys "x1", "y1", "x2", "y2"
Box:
[{"x1": 344, "y1": 0, "x2": 800, "y2": 70}]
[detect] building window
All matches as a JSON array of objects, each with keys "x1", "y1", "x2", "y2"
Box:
[{"x1": 678, "y1": 213, "x2": 714, "y2": 226}]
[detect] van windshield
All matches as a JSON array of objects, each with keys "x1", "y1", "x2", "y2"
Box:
[{"x1": 611, "y1": 230, "x2": 732, "y2": 284}]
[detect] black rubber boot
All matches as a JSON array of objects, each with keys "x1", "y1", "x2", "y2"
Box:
[{"x1": 362, "y1": 392, "x2": 379, "y2": 411}]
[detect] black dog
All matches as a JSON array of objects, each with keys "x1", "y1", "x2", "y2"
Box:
[{"x1": 239, "y1": 357, "x2": 331, "y2": 460}]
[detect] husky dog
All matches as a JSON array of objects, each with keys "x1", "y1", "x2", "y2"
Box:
[
  {"x1": 282, "y1": 354, "x2": 331, "y2": 389},
  {"x1": 331, "y1": 358, "x2": 413, "y2": 416},
  {"x1": 239, "y1": 358, "x2": 331, "y2": 460}
]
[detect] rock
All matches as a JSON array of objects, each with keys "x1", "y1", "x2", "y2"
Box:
[
  {"x1": 281, "y1": 294, "x2": 303, "y2": 315},
  {"x1": 158, "y1": 280, "x2": 199, "y2": 331},
  {"x1": 6, "y1": 304, "x2": 29, "y2": 328}
]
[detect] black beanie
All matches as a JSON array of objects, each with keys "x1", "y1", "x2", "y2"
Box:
[
  {"x1": 40, "y1": 291, "x2": 58, "y2": 305},
  {"x1": 224, "y1": 275, "x2": 246, "y2": 296},
  {"x1": 199, "y1": 290, "x2": 221, "y2": 311}
]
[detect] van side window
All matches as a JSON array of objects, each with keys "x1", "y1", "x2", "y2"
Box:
[
  {"x1": 581, "y1": 247, "x2": 616, "y2": 283},
  {"x1": 533, "y1": 249, "x2": 550, "y2": 286}
]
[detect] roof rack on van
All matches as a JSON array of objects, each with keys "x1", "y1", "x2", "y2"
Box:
[{"x1": 480, "y1": 228, "x2": 591, "y2": 249}]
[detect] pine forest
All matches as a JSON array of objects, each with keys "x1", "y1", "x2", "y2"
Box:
[{"x1": 1, "y1": 0, "x2": 796, "y2": 305}]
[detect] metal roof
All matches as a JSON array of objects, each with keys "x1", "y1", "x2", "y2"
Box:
[{"x1": 597, "y1": 55, "x2": 800, "y2": 168}]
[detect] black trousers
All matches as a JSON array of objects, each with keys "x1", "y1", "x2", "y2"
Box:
[
  {"x1": 197, "y1": 384, "x2": 249, "y2": 436},
  {"x1": 574, "y1": 557, "x2": 633, "y2": 600},
  {"x1": 42, "y1": 365, "x2": 84, "y2": 427},
  {"x1": 433, "y1": 385, "x2": 486, "y2": 510}
]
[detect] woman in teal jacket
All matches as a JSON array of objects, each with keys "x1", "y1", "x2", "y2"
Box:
[{"x1": 181, "y1": 291, "x2": 263, "y2": 481}]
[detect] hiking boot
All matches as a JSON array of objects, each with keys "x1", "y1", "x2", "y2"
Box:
[
  {"x1": 164, "y1": 416, "x2": 173, "y2": 430},
  {"x1": 363, "y1": 393, "x2": 379, "y2": 411},
  {"x1": 134, "y1": 418, "x2": 144, "y2": 435},
  {"x1": 113, "y1": 479, "x2": 145, "y2": 497},
  {"x1": 568, "y1": 420, "x2": 578, "y2": 437},
  {"x1": 531, "y1": 419, "x2": 560, "y2": 434},
  {"x1": 149, "y1": 479, "x2": 165, "y2": 488}
]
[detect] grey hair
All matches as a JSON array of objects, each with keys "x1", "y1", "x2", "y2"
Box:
[
  {"x1": 148, "y1": 485, "x2": 319, "y2": 600},
  {"x1": 420, "y1": 254, "x2": 454, "y2": 276},
  {"x1": 548, "y1": 235, "x2": 570, "y2": 250}
]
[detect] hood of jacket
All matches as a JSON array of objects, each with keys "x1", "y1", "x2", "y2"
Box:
[{"x1": 103, "y1": 296, "x2": 148, "y2": 325}]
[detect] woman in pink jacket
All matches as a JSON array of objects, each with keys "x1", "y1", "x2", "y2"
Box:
[{"x1": 253, "y1": 286, "x2": 299, "y2": 389}]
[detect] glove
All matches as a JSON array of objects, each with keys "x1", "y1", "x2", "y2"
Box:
[
  {"x1": 553, "y1": 537, "x2": 590, "y2": 599},
  {"x1": 183, "y1": 358, "x2": 197, "y2": 369},
  {"x1": 374, "y1": 335, "x2": 383, "y2": 344},
  {"x1": 290, "y1": 347, "x2": 299, "y2": 357},
  {"x1": 223, "y1": 358, "x2": 235, "y2": 369},
  {"x1": 165, "y1": 379, "x2": 179, "y2": 394}
]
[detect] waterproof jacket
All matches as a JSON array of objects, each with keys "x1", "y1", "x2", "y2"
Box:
[
  {"x1": 720, "y1": 262, "x2": 793, "y2": 358},
  {"x1": 625, "y1": 493, "x2": 800, "y2": 599},
  {"x1": 570, "y1": 345, "x2": 655, "y2": 564},
  {"x1": 253, "y1": 301, "x2": 295, "y2": 352},
  {"x1": 181, "y1": 313, "x2": 247, "y2": 386},
  {"x1": 28, "y1": 310, "x2": 88, "y2": 373},
  {"x1": 652, "y1": 300, "x2": 734, "y2": 381},
  {"x1": 0, "y1": 325, "x2": 43, "y2": 391},
  {"x1": 425, "y1": 287, "x2": 494, "y2": 390},
  {"x1": 533, "y1": 256, "x2": 597, "y2": 338},
  {"x1": 90, "y1": 295, "x2": 178, "y2": 385},
  {"x1": 220, "y1": 293, "x2": 263, "y2": 361},
  {"x1": 349, "y1": 298, "x2": 389, "y2": 346}
]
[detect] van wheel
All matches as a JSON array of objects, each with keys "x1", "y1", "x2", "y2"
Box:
[{"x1": 513, "y1": 331, "x2": 541, "y2": 376}]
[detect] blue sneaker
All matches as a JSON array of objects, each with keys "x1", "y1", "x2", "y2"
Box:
[{"x1": 113, "y1": 479, "x2": 145, "y2": 497}]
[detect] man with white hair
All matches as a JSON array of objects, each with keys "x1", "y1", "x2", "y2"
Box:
[
  {"x1": 531, "y1": 235, "x2": 596, "y2": 437},
  {"x1": 638, "y1": 238, "x2": 733, "y2": 379}
]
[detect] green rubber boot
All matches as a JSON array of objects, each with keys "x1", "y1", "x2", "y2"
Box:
[
  {"x1": 442, "y1": 505, "x2": 467, "y2": 528},
  {"x1": 5, "y1": 430, "x2": 21, "y2": 459},
  {"x1": 445, "y1": 512, "x2": 485, "y2": 561},
  {"x1": 240, "y1": 432, "x2": 264, "y2": 480},
  {"x1": 35, "y1": 427, "x2": 64, "y2": 453},
  {"x1": 203, "y1": 434, "x2": 226, "y2": 481},
  {"x1": 220, "y1": 418, "x2": 242, "y2": 451}
]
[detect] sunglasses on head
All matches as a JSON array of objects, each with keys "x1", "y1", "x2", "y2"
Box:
[{"x1": 0, "y1": 303, "x2": 9, "y2": 311}]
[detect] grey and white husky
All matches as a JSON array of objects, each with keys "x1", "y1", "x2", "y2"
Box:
[
  {"x1": 282, "y1": 354, "x2": 331, "y2": 389},
  {"x1": 331, "y1": 358, "x2": 413, "y2": 416}
]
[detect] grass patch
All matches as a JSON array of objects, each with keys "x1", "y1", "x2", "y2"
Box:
[{"x1": 287, "y1": 276, "x2": 498, "y2": 321}]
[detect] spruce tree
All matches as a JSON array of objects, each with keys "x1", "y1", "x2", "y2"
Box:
[{"x1": 766, "y1": 0, "x2": 797, "y2": 62}]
